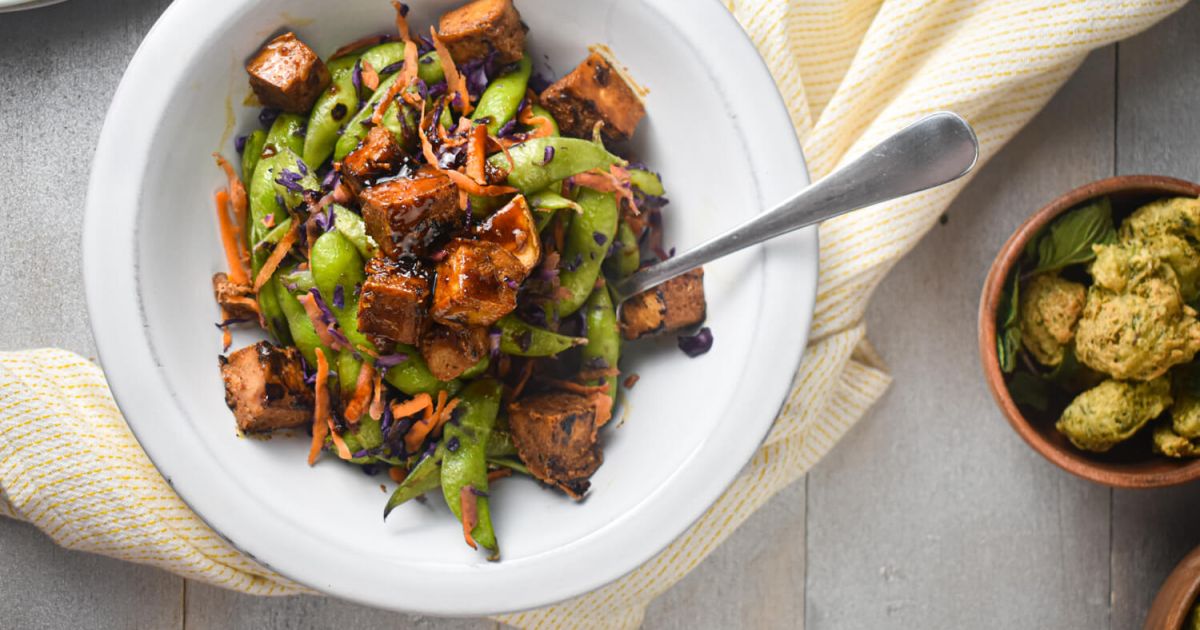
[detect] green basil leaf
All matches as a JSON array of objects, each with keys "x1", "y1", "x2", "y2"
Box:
[
  {"x1": 1009, "y1": 371, "x2": 1051, "y2": 412},
  {"x1": 996, "y1": 268, "x2": 1022, "y2": 373},
  {"x1": 1033, "y1": 197, "x2": 1117, "y2": 274}
]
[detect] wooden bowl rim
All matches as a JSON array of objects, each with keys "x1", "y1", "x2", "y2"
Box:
[
  {"x1": 978, "y1": 175, "x2": 1200, "y2": 488},
  {"x1": 1144, "y1": 544, "x2": 1200, "y2": 630}
]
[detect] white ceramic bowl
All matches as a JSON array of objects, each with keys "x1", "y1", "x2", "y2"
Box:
[{"x1": 84, "y1": 0, "x2": 816, "y2": 616}]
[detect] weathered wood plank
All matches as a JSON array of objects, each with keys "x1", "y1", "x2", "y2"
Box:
[
  {"x1": 804, "y1": 49, "x2": 1117, "y2": 630},
  {"x1": 1113, "y1": 4, "x2": 1200, "y2": 629},
  {"x1": 644, "y1": 481, "x2": 805, "y2": 629}
]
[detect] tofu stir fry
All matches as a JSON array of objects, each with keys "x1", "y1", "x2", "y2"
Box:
[{"x1": 209, "y1": 0, "x2": 711, "y2": 559}]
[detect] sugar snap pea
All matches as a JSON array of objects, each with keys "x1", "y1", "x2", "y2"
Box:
[
  {"x1": 241, "y1": 129, "x2": 267, "y2": 182},
  {"x1": 384, "y1": 442, "x2": 446, "y2": 517},
  {"x1": 528, "y1": 189, "x2": 580, "y2": 232},
  {"x1": 461, "y1": 356, "x2": 490, "y2": 380},
  {"x1": 333, "y1": 71, "x2": 418, "y2": 161},
  {"x1": 332, "y1": 205, "x2": 378, "y2": 260},
  {"x1": 604, "y1": 219, "x2": 640, "y2": 279},
  {"x1": 581, "y1": 285, "x2": 620, "y2": 399},
  {"x1": 247, "y1": 150, "x2": 308, "y2": 343},
  {"x1": 530, "y1": 104, "x2": 559, "y2": 136},
  {"x1": 264, "y1": 113, "x2": 306, "y2": 157},
  {"x1": 417, "y1": 50, "x2": 445, "y2": 85},
  {"x1": 471, "y1": 56, "x2": 531, "y2": 135},
  {"x1": 555, "y1": 189, "x2": 619, "y2": 317},
  {"x1": 441, "y1": 379, "x2": 502, "y2": 556},
  {"x1": 628, "y1": 168, "x2": 665, "y2": 196},
  {"x1": 276, "y1": 281, "x2": 329, "y2": 368},
  {"x1": 303, "y1": 55, "x2": 361, "y2": 169},
  {"x1": 496, "y1": 315, "x2": 586, "y2": 357},
  {"x1": 490, "y1": 137, "x2": 625, "y2": 194}
]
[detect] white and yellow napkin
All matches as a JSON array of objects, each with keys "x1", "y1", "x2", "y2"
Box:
[{"x1": 0, "y1": 1, "x2": 1185, "y2": 628}]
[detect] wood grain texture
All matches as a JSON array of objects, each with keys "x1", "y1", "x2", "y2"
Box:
[
  {"x1": 1113, "y1": 4, "x2": 1200, "y2": 629},
  {"x1": 805, "y1": 50, "x2": 1117, "y2": 630}
]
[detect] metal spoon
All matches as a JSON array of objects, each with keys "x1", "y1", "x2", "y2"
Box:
[{"x1": 610, "y1": 111, "x2": 980, "y2": 305}]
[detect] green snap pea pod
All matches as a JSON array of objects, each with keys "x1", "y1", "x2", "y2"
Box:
[
  {"x1": 339, "y1": 413, "x2": 385, "y2": 465},
  {"x1": 303, "y1": 55, "x2": 361, "y2": 168},
  {"x1": 486, "y1": 429, "x2": 518, "y2": 459},
  {"x1": 555, "y1": 189, "x2": 619, "y2": 317},
  {"x1": 279, "y1": 267, "x2": 314, "y2": 293},
  {"x1": 461, "y1": 356, "x2": 490, "y2": 380},
  {"x1": 275, "y1": 282, "x2": 329, "y2": 368},
  {"x1": 257, "y1": 217, "x2": 294, "y2": 248},
  {"x1": 471, "y1": 56, "x2": 532, "y2": 135},
  {"x1": 441, "y1": 379, "x2": 502, "y2": 557},
  {"x1": 489, "y1": 457, "x2": 530, "y2": 476},
  {"x1": 384, "y1": 443, "x2": 446, "y2": 517},
  {"x1": 360, "y1": 42, "x2": 407, "y2": 77},
  {"x1": 264, "y1": 113, "x2": 306, "y2": 157},
  {"x1": 417, "y1": 50, "x2": 445, "y2": 85},
  {"x1": 332, "y1": 205, "x2": 377, "y2": 259},
  {"x1": 383, "y1": 351, "x2": 460, "y2": 396},
  {"x1": 604, "y1": 219, "x2": 640, "y2": 279},
  {"x1": 246, "y1": 151, "x2": 299, "y2": 343},
  {"x1": 528, "y1": 189, "x2": 580, "y2": 232},
  {"x1": 241, "y1": 129, "x2": 267, "y2": 182},
  {"x1": 581, "y1": 285, "x2": 621, "y2": 400},
  {"x1": 490, "y1": 137, "x2": 625, "y2": 194},
  {"x1": 496, "y1": 315, "x2": 587, "y2": 357},
  {"x1": 333, "y1": 71, "x2": 418, "y2": 161},
  {"x1": 628, "y1": 168, "x2": 665, "y2": 196}
]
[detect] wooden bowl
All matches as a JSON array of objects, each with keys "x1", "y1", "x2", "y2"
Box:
[
  {"x1": 1145, "y1": 545, "x2": 1200, "y2": 630},
  {"x1": 979, "y1": 175, "x2": 1200, "y2": 488}
]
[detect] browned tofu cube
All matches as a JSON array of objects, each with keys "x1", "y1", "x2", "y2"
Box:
[
  {"x1": 360, "y1": 166, "x2": 462, "y2": 257},
  {"x1": 220, "y1": 342, "x2": 314, "y2": 433},
  {"x1": 358, "y1": 256, "x2": 431, "y2": 345},
  {"x1": 474, "y1": 195, "x2": 541, "y2": 274},
  {"x1": 212, "y1": 272, "x2": 258, "y2": 320},
  {"x1": 539, "y1": 52, "x2": 645, "y2": 143},
  {"x1": 341, "y1": 127, "x2": 411, "y2": 195},
  {"x1": 246, "y1": 32, "x2": 331, "y2": 113},
  {"x1": 420, "y1": 324, "x2": 489, "y2": 381},
  {"x1": 437, "y1": 0, "x2": 527, "y2": 64},
  {"x1": 508, "y1": 392, "x2": 602, "y2": 499},
  {"x1": 619, "y1": 268, "x2": 706, "y2": 340},
  {"x1": 431, "y1": 239, "x2": 524, "y2": 327}
]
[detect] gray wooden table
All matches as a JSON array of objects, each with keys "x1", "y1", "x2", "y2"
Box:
[{"x1": 2, "y1": 1, "x2": 1199, "y2": 628}]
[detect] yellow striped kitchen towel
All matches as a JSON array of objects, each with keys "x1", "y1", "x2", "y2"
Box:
[{"x1": 0, "y1": 0, "x2": 1185, "y2": 627}]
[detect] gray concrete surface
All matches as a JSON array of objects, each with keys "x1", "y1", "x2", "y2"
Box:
[{"x1": 0, "y1": 1, "x2": 1197, "y2": 628}]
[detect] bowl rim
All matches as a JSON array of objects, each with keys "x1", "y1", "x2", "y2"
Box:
[
  {"x1": 1145, "y1": 544, "x2": 1200, "y2": 630},
  {"x1": 978, "y1": 174, "x2": 1200, "y2": 489},
  {"x1": 81, "y1": 0, "x2": 818, "y2": 615}
]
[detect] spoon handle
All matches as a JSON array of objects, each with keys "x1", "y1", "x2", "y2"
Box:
[{"x1": 611, "y1": 111, "x2": 980, "y2": 303}]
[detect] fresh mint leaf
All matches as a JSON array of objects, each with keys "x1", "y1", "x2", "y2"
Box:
[
  {"x1": 997, "y1": 268, "x2": 1022, "y2": 373},
  {"x1": 1009, "y1": 371, "x2": 1051, "y2": 412},
  {"x1": 1033, "y1": 197, "x2": 1116, "y2": 274}
]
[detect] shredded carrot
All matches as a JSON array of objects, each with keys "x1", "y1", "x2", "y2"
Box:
[
  {"x1": 261, "y1": 214, "x2": 276, "y2": 229},
  {"x1": 543, "y1": 378, "x2": 610, "y2": 396},
  {"x1": 391, "y1": 393, "x2": 433, "y2": 421},
  {"x1": 403, "y1": 392, "x2": 460, "y2": 453},
  {"x1": 486, "y1": 135, "x2": 516, "y2": 179},
  {"x1": 328, "y1": 425, "x2": 353, "y2": 460},
  {"x1": 361, "y1": 59, "x2": 380, "y2": 91},
  {"x1": 296, "y1": 293, "x2": 347, "y2": 350},
  {"x1": 213, "y1": 153, "x2": 249, "y2": 243},
  {"x1": 460, "y1": 486, "x2": 479, "y2": 549},
  {"x1": 488, "y1": 469, "x2": 512, "y2": 482},
  {"x1": 465, "y1": 122, "x2": 488, "y2": 185},
  {"x1": 419, "y1": 101, "x2": 440, "y2": 166},
  {"x1": 219, "y1": 306, "x2": 233, "y2": 352},
  {"x1": 593, "y1": 392, "x2": 614, "y2": 428},
  {"x1": 623, "y1": 373, "x2": 640, "y2": 389},
  {"x1": 577, "y1": 366, "x2": 621, "y2": 381},
  {"x1": 389, "y1": 466, "x2": 409, "y2": 484},
  {"x1": 214, "y1": 190, "x2": 250, "y2": 285},
  {"x1": 572, "y1": 169, "x2": 636, "y2": 215},
  {"x1": 509, "y1": 360, "x2": 535, "y2": 401},
  {"x1": 331, "y1": 34, "x2": 394, "y2": 60},
  {"x1": 392, "y1": 0, "x2": 412, "y2": 41},
  {"x1": 308, "y1": 348, "x2": 332, "y2": 465},
  {"x1": 430, "y1": 27, "x2": 472, "y2": 115},
  {"x1": 253, "y1": 220, "x2": 298, "y2": 291},
  {"x1": 498, "y1": 99, "x2": 556, "y2": 148},
  {"x1": 343, "y1": 361, "x2": 376, "y2": 423},
  {"x1": 443, "y1": 169, "x2": 517, "y2": 197},
  {"x1": 368, "y1": 371, "x2": 386, "y2": 421},
  {"x1": 371, "y1": 71, "x2": 408, "y2": 126}
]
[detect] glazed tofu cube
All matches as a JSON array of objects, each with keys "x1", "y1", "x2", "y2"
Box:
[
  {"x1": 619, "y1": 268, "x2": 706, "y2": 340},
  {"x1": 420, "y1": 324, "x2": 489, "y2": 381},
  {"x1": 474, "y1": 195, "x2": 541, "y2": 274},
  {"x1": 246, "y1": 32, "x2": 331, "y2": 113},
  {"x1": 437, "y1": 0, "x2": 526, "y2": 64},
  {"x1": 211, "y1": 272, "x2": 258, "y2": 320},
  {"x1": 341, "y1": 127, "x2": 411, "y2": 195},
  {"x1": 431, "y1": 239, "x2": 523, "y2": 327},
  {"x1": 508, "y1": 392, "x2": 602, "y2": 499},
  {"x1": 357, "y1": 256, "x2": 431, "y2": 345},
  {"x1": 220, "y1": 342, "x2": 314, "y2": 433},
  {"x1": 539, "y1": 52, "x2": 645, "y2": 143},
  {"x1": 359, "y1": 166, "x2": 462, "y2": 257}
]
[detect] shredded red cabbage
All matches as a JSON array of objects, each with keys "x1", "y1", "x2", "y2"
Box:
[
  {"x1": 331, "y1": 103, "x2": 348, "y2": 121},
  {"x1": 542, "y1": 146, "x2": 556, "y2": 165},
  {"x1": 375, "y1": 353, "x2": 410, "y2": 369},
  {"x1": 234, "y1": 134, "x2": 248, "y2": 154},
  {"x1": 332, "y1": 285, "x2": 345, "y2": 309},
  {"x1": 352, "y1": 60, "x2": 364, "y2": 98},
  {"x1": 469, "y1": 487, "x2": 489, "y2": 498},
  {"x1": 678, "y1": 327, "x2": 713, "y2": 357},
  {"x1": 446, "y1": 436, "x2": 460, "y2": 452},
  {"x1": 276, "y1": 168, "x2": 304, "y2": 192},
  {"x1": 259, "y1": 107, "x2": 280, "y2": 128},
  {"x1": 380, "y1": 60, "x2": 405, "y2": 75},
  {"x1": 592, "y1": 231, "x2": 607, "y2": 246}
]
